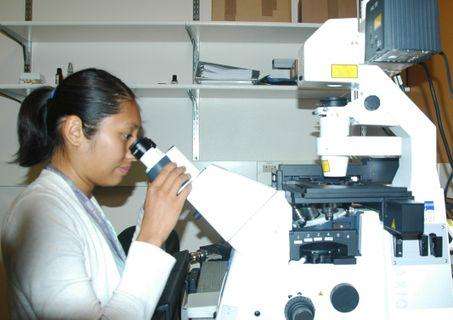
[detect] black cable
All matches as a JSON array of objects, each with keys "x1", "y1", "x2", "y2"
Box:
[
  {"x1": 420, "y1": 62, "x2": 453, "y2": 198},
  {"x1": 439, "y1": 52, "x2": 453, "y2": 97},
  {"x1": 438, "y1": 52, "x2": 453, "y2": 197},
  {"x1": 446, "y1": 172, "x2": 453, "y2": 198}
]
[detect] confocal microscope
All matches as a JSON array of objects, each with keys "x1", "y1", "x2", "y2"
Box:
[{"x1": 132, "y1": 0, "x2": 453, "y2": 319}]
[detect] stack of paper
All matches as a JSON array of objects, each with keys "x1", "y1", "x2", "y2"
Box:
[{"x1": 196, "y1": 62, "x2": 260, "y2": 84}]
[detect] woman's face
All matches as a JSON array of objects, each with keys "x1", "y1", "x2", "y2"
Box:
[{"x1": 82, "y1": 100, "x2": 142, "y2": 187}]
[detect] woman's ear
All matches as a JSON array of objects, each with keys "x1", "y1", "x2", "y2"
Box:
[{"x1": 60, "y1": 115, "x2": 85, "y2": 147}]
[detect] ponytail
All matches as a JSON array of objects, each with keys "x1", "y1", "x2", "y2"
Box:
[{"x1": 14, "y1": 86, "x2": 55, "y2": 167}]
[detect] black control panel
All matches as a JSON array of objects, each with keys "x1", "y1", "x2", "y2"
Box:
[{"x1": 289, "y1": 214, "x2": 360, "y2": 264}]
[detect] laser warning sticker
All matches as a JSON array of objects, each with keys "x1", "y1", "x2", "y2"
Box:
[
  {"x1": 331, "y1": 64, "x2": 358, "y2": 78},
  {"x1": 321, "y1": 160, "x2": 330, "y2": 173}
]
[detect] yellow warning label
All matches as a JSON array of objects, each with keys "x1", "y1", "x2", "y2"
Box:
[
  {"x1": 391, "y1": 218, "x2": 397, "y2": 230},
  {"x1": 321, "y1": 160, "x2": 330, "y2": 173},
  {"x1": 331, "y1": 64, "x2": 358, "y2": 79},
  {"x1": 374, "y1": 13, "x2": 382, "y2": 30}
]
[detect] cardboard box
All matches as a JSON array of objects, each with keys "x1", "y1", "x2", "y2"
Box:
[
  {"x1": 212, "y1": 0, "x2": 292, "y2": 22},
  {"x1": 299, "y1": 0, "x2": 357, "y2": 23}
]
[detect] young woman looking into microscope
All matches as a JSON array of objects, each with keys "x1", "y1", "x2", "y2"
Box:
[{"x1": 1, "y1": 68, "x2": 191, "y2": 319}]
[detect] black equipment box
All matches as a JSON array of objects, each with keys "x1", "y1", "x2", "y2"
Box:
[{"x1": 365, "y1": 0, "x2": 440, "y2": 63}]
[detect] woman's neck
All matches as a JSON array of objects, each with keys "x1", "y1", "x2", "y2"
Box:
[{"x1": 50, "y1": 151, "x2": 94, "y2": 197}]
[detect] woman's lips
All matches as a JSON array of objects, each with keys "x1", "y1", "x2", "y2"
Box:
[{"x1": 118, "y1": 166, "x2": 131, "y2": 174}]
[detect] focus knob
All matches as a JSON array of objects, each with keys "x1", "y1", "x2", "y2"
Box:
[
  {"x1": 284, "y1": 296, "x2": 315, "y2": 320},
  {"x1": 330, "y1": 283, "x2": 359, "y2": 313}
]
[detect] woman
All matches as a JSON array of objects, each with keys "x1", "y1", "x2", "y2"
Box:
[{"x1": 1, "y1": 68, "x2": 191, "y2": 319}]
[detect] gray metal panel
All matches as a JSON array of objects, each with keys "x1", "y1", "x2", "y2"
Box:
[{"x1": 197, "y1": 260, "x2": 228, "y2": 293}]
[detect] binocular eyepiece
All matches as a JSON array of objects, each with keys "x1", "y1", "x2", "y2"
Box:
[
  {"x1": 129, "y1": 137, "x2": 172, "y2": 181},
  {"x1": 130, "y1": 137, "x2": 156, "y2": 160}
]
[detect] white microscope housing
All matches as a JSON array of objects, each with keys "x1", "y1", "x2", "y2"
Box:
[{"x1": 131, "y1": 3, "x2": 453, "y2": 318}]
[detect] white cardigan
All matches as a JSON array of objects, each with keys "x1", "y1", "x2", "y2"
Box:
[{"x1": 1, "y1": 169, "x2": 176, "y2": 320}]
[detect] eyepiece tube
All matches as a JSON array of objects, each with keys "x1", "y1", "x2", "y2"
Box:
[
  {"x1": 130, "y1": 137, "x2": 156, "y2": 160},
  {"x1": 130, "y1": 137, "x2": 171, "y2": 180}
]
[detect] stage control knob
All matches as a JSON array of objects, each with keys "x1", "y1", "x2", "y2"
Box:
[
  {"x1": 284, "y1": 296, "x2": 315, "y2": 320},
  {"x1": 330, "y1": 283, "x2": 359, "y2": 313}
]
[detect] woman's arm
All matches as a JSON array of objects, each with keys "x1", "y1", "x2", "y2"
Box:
[{"x1": 2, "y1": 193, "x2": 175, "y2": 320}]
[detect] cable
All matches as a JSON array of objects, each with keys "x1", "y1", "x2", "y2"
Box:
[
  {"x1": 438, "y1": 52, "x2": 453, "y2": 197},
  {"x1": 420, "y1": 62, "x2": 453, "y2": 198},
  {"x1": 446, "y1": 172, "x2": 452, "y2": 198},
  {"x1": 439, "y1": 52, "x2": 453, "y2": 97}
]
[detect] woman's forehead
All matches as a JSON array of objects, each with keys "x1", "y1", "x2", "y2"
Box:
[{"x1": 101, "y1": 100, "x2": 142, "y2": 129}]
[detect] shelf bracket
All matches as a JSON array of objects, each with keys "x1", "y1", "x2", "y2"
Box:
[
  {"x1": 0, "y1": 89, "x2": 25, "y2": 103},
  {"x1": 187, "y1": 89, "x2": 200, "y2": 160},
  {"x1": 0, "y1": 26, "x2": 32, "y2": 72},
  {"x1": 185, "y1": 25, "x2": 199, "y2": 83}
]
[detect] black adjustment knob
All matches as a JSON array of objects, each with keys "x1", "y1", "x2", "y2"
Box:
[
  {"x1": 330, "y1": 283, "x2": 360, "y2": 313},
  {"x1": 364, "y1": 95, "x2": 380, "y2": 111},
  {"x1": 284, "y1": 296, "x2": 315, "y2": 320}
]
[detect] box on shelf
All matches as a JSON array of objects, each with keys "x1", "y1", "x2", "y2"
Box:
[
  {"x1": 298, "y1": 0, "x2": 357, "y2": 23},
  {"x1": 272, "y1": 58, "x2": 296, "y2": 69},
  {"x1": 212, "y1": 0, "x2": 292, "y2": 22},
  {"x1": 19, "y1": 73, "x2": 45, "y2": 84}
]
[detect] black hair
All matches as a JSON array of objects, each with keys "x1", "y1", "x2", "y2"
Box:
[{"x1": 14, "y1": 68, "x2": 136, "y2": 167}]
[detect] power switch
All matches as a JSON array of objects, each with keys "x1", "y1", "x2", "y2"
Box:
[{"x1": 429, "y1": 233, "x2": 443, "y2": 258}]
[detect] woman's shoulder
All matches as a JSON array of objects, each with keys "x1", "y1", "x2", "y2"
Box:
[
  {"x1": 6, "y1": 169, "x2": 82, "y2": 226},
  {"x1": 17, "y1": 169, "x2": 75, "y2": 204}
]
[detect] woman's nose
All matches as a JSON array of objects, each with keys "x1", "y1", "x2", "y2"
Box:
[{"x1": 126, "y1": 141, "x2": 138, "y2": 161}]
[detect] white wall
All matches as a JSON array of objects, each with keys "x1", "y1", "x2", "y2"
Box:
[{"x1": 0, "y1": 1, "x2": 318, "y2": 317}]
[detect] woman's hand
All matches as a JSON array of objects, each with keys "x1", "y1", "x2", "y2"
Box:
[{"x1": 137, "y1": 163, "x2": 191, "y2": 247}]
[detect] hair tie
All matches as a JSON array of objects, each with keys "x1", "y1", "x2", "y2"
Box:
[{"x1": 50, "y1": 88, "x2": 56, "y2": 99}]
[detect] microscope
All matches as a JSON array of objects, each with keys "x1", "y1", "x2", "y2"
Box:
[{"x1": 132, "y1": 1, "x2": 453, "y2": 319}]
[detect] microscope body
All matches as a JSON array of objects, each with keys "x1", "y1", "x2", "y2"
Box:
[
  {"x1": 134, "y1": 140, "x2": 453, "y2": 320},
  {"x1": 132, "y1": 8, "x2": 453, "y2": 319}
]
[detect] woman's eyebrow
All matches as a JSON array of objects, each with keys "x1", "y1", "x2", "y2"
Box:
[{"x1": 125, "y1": 123, "x2": 141, "y2": 130}]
